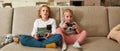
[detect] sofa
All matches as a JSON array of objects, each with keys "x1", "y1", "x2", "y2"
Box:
[{"x1": 0, "y1": 6, "x2": 120, "y2": 51}]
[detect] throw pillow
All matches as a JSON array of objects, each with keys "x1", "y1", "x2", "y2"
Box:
[{"x1": 107, "y1": 24, "x2": 120, "y2": 44}]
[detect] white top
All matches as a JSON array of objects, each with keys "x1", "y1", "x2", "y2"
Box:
[{"x1": 31, "y1": 18, "x2": 57, "y2": 36}]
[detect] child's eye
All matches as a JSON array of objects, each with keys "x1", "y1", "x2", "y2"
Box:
[
  {"x1": 46, "y1": 10, "x2": 48, "y2": 12},
  {"x1": 67, "y1": 16, "x2": 69, "y2": 18},
  {"x1": 43, "y1": 10, "x2": 48, "y2": 12},
  {"x1": 43, "y1": 10, "x2": 45, "y2": 11}
]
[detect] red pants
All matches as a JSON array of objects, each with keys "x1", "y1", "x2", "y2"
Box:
[{"x1": 56, "y1": 28, "x2": 87, "y2": 44}]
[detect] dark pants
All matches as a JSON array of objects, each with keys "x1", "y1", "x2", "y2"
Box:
[{"x1": 19, "y1": 34, "x2": 62, "y2": 48}]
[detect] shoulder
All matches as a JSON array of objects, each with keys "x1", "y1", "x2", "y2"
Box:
[{"x1": 60, "y1": 21, "x2": 65, "y2": 24}]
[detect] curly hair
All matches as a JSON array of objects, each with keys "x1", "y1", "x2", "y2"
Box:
[{"x1": 38, "y1": 5, "x2": 51, "y2": 18}]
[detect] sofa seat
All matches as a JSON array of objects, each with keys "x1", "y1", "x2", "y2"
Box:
[
  {"x1": 0, "y1": 35, "x2": 6, "y2": 48},
  {"x1": 82, "y1": 37, "x2": 120, "y2": 51},
  {"x1": 0, "y1": 37, "x2": 120, "y2": 51},
  {"x1": 0, "y1": 43, "x2": 61, "y2": 51}
]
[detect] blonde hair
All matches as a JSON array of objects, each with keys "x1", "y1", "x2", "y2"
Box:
[
  {"x1": 38, "y1": 5, "x2": 51, "y2": 18},
  {"x1": 63, "y1": 8, "x2": 73, "y2": 15}
]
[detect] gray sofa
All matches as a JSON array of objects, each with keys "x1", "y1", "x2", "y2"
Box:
[{"x1": 0, "y1": 6, "x2": 120, "y2": 51}]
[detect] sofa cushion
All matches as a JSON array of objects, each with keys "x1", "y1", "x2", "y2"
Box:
[
  {"x1": 0, "y1": 34, "x2": 6, "y2": 48},
  {"x1": 1, "y1": 37, "x2": 120, "y2": 51},
  {"x1": 107, "y1": 24, "x2": 120, "y2": 44},
  {"x1": 82, "y1": 37, "x2": 120, "y2": 51},
  {"x1": 60, "y1": 6, "x2": 109, "y2": 37},
  {"x1": 0, "y1": 8, "x2": 13, "y2": 47},
  {"x1": 12, "y1": 6, "x2": 60, "y2": 35},
  {"x1": 107, "y1": 7, "x2": 120, "y2": 30},
  {"x1": 0, "y1": 43, "x2": 61, "y2": 51},
  {"x1": 0, "y1": 8, "x2": 13, "y2": 34}
]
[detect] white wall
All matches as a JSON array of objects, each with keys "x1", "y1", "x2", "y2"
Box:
[{"x1": 84, "y1": 0, "x2": 101, "y2": 6}]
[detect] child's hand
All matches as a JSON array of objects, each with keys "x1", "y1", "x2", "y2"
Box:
[
  {"x1": 72, "y1": 22, "x2": 79, "y2": 29},
  {"x1": 45, "y1": 32, "x2": 52, "y2": 39},
  {"x1": 72, "y1": 22, "x2": 81, "y2": 33},
  {"x1": 33, "y1": 34, "x2": 39, "y2": 40},
  {"x1": 72, "y1": 25, "x2": 78, "y2": 29},
  {"x1": 61, "y1": 23, "x2": 68, "y2": 29}
]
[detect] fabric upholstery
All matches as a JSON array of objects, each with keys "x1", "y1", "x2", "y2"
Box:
[
  {"x1": 107, "y1": 7, "x2": 120, "y2": 30},
  {"x1": 1, "y1": 37, "x2": 120, "y2": 51},
  {"x1": 82, "y1": 37, "x2": 120, "y2": 51},
  {"x1": 0, "y1": 8, "x2": 13, "y2": 34},
  {"x1": 12, "y1": 7, "x2": 38, "y2": 35},
  {"x1": 0, "y1": 6, "x2": 120, "y2": 51},
  {"x1": 107, "y1": 24, "x2": 120, "y2": 44},
  {"x1": 0, "y1": 43, "x2": 61, "y2": 51},
  {"x1": 0, "y1": 34, "x2": 6, "y2": 48}
]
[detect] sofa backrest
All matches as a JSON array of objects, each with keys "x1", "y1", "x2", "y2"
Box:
[
  {"x1": 2, "y1": 6, "x2": 119, "y2": 37},
  {"x1": 107, "y1": 7, "x2": 120, "y2": 30},
  {"x1": 12, "y1": 7, "x2": 60, "y2": 35},
  {"x1": 0, "y1": 8, "x2": 13, "y2": 35},
  {"x1": 60, "y1": 6, "x2": 109, "y2": 37}
]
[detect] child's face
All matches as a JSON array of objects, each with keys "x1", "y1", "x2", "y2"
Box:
[
  {"x1": 40, "y1": 7, "x2": 49, "y2": 19},
  {"x1": 63, "y1": 12, "x2": 73, "y2": 22}
]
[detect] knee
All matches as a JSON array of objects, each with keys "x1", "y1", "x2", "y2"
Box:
[
  {"x1": 56, "y1": 28, "x2": 62, "y2": 32},
  {"x1": 19, "y1": 35, "x2": 25, "y2": 41},
  {"x1": 19, "y1": 35, "x2": 30, "y2": 42},
  {"x1": 81, "y1": 30, "x2": 87, "y2": 35},
  {"x1": 54, "y1": 34, "x2": 62, "y2": 39},
  {"x1": 55, "y1": 34, "x2": 62, "y2": 37},
  {"x1": 79, "y1": 30, "x2": 87, "y2": 39},
  {"x1": 56, "y1": 27, "x2": 61, "y2": 30}
]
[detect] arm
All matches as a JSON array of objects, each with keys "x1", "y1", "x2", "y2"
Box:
[
  {"x1": 72, "y1": 22, "x2": 81, "y2": 33},
  {"x1": 51, "y1": 19, "x2": 57, "y2": 34},
  {"x1": 31, "y1": 20, "x2": 38, "y2": 36},
  {"x1": 59, "y1": 21, "x2": 68, "y2": 33},
  {"x1": 44, "y1": 19, "x2": 56, "y2": 39}
]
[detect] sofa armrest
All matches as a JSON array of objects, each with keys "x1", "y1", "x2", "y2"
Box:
[{"x1": 0, "y1": 34, "x2": 6, "y2": 48}]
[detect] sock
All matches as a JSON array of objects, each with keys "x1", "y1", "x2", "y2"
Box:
[
  {"x1": 62, "y1": 43, "x2": 67, "y2": 51},
  {"x1": 13, "y1": 34, "x2": 21, "y2": 44},
  {"x1": 73, "y1": 41, "x2": 82, "y2": 49},
  {"x1": 14, "y1": 38, "x2": 19, "y2": 44},
  {"x1": 46, "y1": 43, "x2": 57, "y2": 48}
]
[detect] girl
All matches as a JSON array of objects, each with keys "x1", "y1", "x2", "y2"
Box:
[
  {"x1": 19, "y1": 5, "x2": 62, "y2": 48},
  {"x1": 56, "y1": 9, "x2": 87, "y2": 51}
]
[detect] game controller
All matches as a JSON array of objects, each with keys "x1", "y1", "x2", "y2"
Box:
[
  {"x1": 66, "y1": 22, "x2": 75, "y2": 30},
  {"x1": 36, "y1": 33, "x2": 47, "y2": 41},
  {"x1": 65, "y1": 22, "x2": 77, "y2": 34},
  {"x1": 66, "y1": 22, "x2": 75, "y2": 27}
]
